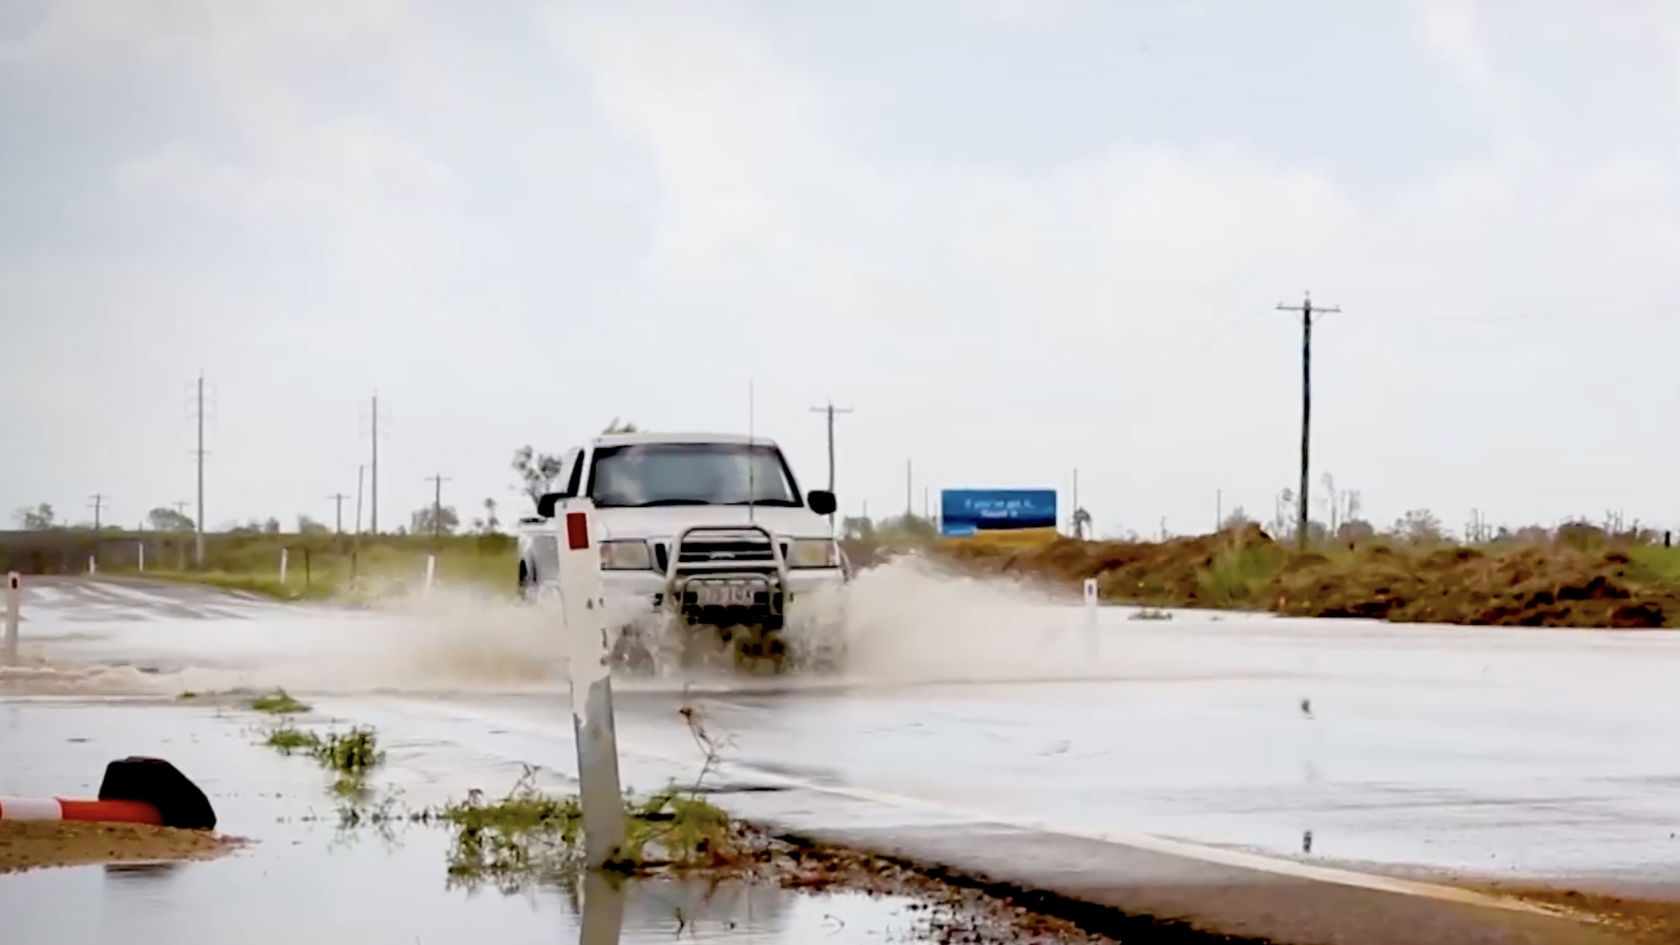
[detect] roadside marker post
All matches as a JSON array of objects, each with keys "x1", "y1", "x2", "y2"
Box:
[
  {"x1": 1083, "y1": 578, "x2": 1099, "y2": 658},
  {"x1": 137, "y1": 542, "x2": 145, "y2": 573},
  {"x1": 555, "y1": 498, "x2": 627, "y2": 869},
  {"x1": 423, "y1": 555, "x2": 436, "y2": 597},
  {"x1": 87, "y1": 556, "x2": 97, "y2": 576},
  {"x1": 4, "y1": 572, "x2": 19, "y2": 665},
  {"x1": 279, "y1": 548, "x2": 288, "y2": 585}
]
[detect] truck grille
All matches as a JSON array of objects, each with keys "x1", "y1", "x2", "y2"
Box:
[{"x1": 654, "y1": 532, "x2": 785, "y2": 576}]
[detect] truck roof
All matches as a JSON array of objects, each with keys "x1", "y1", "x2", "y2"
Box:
[{"x1": 589, "y1": 431, "x2": 777, "y2": 448}]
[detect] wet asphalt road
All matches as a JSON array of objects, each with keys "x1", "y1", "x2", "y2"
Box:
[{"x1": 6, "y1": 575, "x2": 1680, "y2": 943}]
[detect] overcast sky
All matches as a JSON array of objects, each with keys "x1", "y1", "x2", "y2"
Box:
[{"x1": 3, "y1": 0, "x2": 1679, "y2": 537}]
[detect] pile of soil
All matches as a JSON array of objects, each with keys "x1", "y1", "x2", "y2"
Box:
[
  {"x1": 941, "y1": 524, "x2": 1279, "y2": 608},
  {"x1": 1268, "y1": 544, "x2": 1677, "y2": 628},
  {"x1": 930, "y1": 526, "x2": 1680, "y2": 629},
  {"x1": 0, "y1": 821, "x2": 240, "y2": 873}
]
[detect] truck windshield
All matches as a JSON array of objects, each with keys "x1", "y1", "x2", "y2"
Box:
[{"x1": 589, "y1": 442, "x2": 801, "y2": 508}]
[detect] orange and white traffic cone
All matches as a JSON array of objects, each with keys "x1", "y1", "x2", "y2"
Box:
[
  {"x1": 0, "y1": 757, "x2": 215, "y2": 830},
  {"x1": 0, "y1": 797, "x2": 164, "y2": 825}
]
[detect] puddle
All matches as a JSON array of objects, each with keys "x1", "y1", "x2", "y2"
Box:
[
  {"x1": 2, "y1": 860, "x2": 946, "y2": 944},
  {"x1": 1, "y1": 701, "x2": 1088, "y2": 945}
]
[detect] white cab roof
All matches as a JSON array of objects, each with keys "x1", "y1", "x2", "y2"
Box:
[{"x1": 588, "y1": 431, "x2": 778, "y2": 448}]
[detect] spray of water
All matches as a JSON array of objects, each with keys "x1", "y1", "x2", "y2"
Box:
[{"x1": 0, "y1": 560, "x2": 1147, "y2": 698}]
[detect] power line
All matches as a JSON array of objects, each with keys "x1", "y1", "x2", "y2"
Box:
[
  {"x1": 1275, "y1": 291, "x2": 1340, "y2": 549},
  {"x1": 87, "y1": 494, "x2": 107, "y2": 531}
]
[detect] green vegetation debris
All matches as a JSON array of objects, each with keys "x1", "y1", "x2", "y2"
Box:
[
  {"x1": 265, "y1": 723, "x2": 321, "y2": 754},
  {"x1": 250, "y1": 688, "x2": 309, "y2": 714}
]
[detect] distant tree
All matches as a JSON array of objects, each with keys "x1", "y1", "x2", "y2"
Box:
[
  {"x1": 511, "y1": 445, "x2": 566, "y2": 506},
  {"x1": 1556, "y1": 520, "x2": 1607, "y2": 552},
  {"x1": 230, "y1": 520, "x2": 263, "y2": 534},
  {"x1": 147, "y1": 507, "x2": 194, "y2": 532},
  {"x1": 1070, "y1": 507, "x2": 1093, "y2": 540},
  {"x1": 263, "y1": 517, "x2": 282, "y2": 535},
  {"x1": 1392, "y1": 509, "x2": 1445, "y2": 544},
  {"x1": 479, "y1": 497, "x2": 500, "y2": 534},
  {"x1": 296, "y1": 515, "x2": 330, "y2": 535},
  {"x1": 1336, "y1": 519, "x2": 1377, "y2": 542},
  {"x1": 602, "y1": 417, "x2": 640, "y2": 435},
  {"x1": 1220, "y1": 506, "x2": 1253, "y2": 531},
  {"x1": 1514, "y1": 525, "x2": 1551, "y2": 543},
  {"x1": 879, "y1": 513, "x2": 937, "y2": 543},
  {"x1": 411, "y1": 505, "x2": 460, "y2": 536},
  {"x1": 13, "y1": 503, "x2": 57, "y2": 530},
  {"x1": 841, "y1": 515, "x2": 875, "y2": 541},
  {"x1": 1272, "y1": 488, "x2": 1296, "y2": 540}
]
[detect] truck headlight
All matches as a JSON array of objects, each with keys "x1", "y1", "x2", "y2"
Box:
[
  {"x1": 786, "y1": 538, "x2": 839, "y2": 569},
  {"x1": 599, "y1": 540, "x2": 653, "y2": 570}
]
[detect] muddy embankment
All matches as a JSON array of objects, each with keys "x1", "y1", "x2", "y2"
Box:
[{"x1": 936, "y1": 525, "x2": 1680, "y2": 629}]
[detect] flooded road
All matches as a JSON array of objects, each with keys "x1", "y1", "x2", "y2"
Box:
[
  {"x1": 0, "y1": 701, "x2": 965, "y2": 945},
  {"x1": 5, "y1": 573, "x2": 1679, "y2": 943}
]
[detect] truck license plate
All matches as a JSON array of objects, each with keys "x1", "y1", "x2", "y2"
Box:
[{"x1": 694, "y1": 583, "x2": 757, "y2": 607}]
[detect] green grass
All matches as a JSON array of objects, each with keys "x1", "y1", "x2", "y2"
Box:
[
  {"x1": 250, "y1": 688, "x2": 309, "y2": 714},
  {"x1": 1196, "y1": 541, "x2": 1285, "y2": 608},
  {"x1": 128, "y1": 535, "x2": 517, "y2": 603},
  {"x1": 141, "y1": 569, "x2": 338, "y2": 601},
  {"x1": 265, "y1": 723, "x2": 321, "y2": 754},
  {"x1": 1626, "y1": 545, "x2": 1680, "y2": 587},
  {"x1": 313, "y1": 727, "x2": 383, "y2": 775}
]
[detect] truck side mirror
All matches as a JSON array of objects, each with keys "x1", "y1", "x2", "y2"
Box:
[
  {"x1": 536, "y1": 492, "x2": 562, "y2": 519},
  {"x1": 807, "y1": 490, "x2": 837, "y2": 516}
]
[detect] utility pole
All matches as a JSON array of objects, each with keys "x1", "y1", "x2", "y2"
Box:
[
  {"x1": 355, "y1": 465, "x2": 365, "y2": 535},
  {"x1": 88, "y1": 494, "x2": 106, "y2": 531},
  {"x1": 425, "y1": 473, "x2": 451, "y2": 539},
  {"x1": 369, "y1": 393, "x2": 381, "y2": 534},
  {"x1": 193, "y1": 372, "x2": 207, "y2": 568},
  {"x1": 1071, "y1": 468, "x2": 1080, "y2": 538},
  {"x1": 807, "y1": 402, "x2": 852, "y2": 494},
  {"x1": 1275, "y1": 291, "x2": 1340, "y2": 549},
  {"x1": 1216, "y1": 489, "x2": 1223, "y2": 531},
  {"x1": 328, "y1": 493, "x2": 349, "y2": 534},
  {"x1": 905, "y1": 459, "x2": 913, "y2": 520},
  {"x1": 808, "y1": 401, "x2": 852, "y2": 528}
]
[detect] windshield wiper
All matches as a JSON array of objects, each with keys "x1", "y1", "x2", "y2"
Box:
[
  {"x1": 724, "y1": 498, "x2": 802, "y2": 507},
  {"x1": 622, "y1": 498, "x2": 712, "y2": 507}
]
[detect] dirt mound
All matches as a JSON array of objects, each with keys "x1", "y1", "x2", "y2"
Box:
[
  {"x1": 927, "y1": 528, "x2": 1680, "y2": 629},
  {"x1": 1270, "y1": 543, "x2": 1676, "y2": 628},
  {"x1": 0, "y1": 821, "x2": 240, "y2": 873},
  {"x1": 941, "y1": 524, "x2": 1278, "y2": 608}
]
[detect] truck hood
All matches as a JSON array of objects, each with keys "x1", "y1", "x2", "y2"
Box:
[{"x1": 590, "y1": 505, "x2": 832, "y2": 542}]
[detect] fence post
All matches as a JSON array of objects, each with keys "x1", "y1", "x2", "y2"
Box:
[
  {"x1": 557, "y1": 499, "x2": 626, "y2": 868},
  {"x1": 4, "y1": 573, "x2": 19, "y2": 666},
  {"x1": 304, "y1": 548, "x2": 311, "y2": 589},
  {"x1": 279, "y1": 548, "x2": 288, "y2": 585},
  {"x1": 1083, "y1": 578, "x2": 1099, "y2": 659}
]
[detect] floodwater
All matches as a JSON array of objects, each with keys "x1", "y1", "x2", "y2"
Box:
[
  {"x1": 6, "y1": 571, "x2": 1680, "y2": 943},
  {"x1": 8, "y1": 571, "x2": 1680, "y2": 881},
  {"x1": 0, "y1": 700, "x2": 967, "y2": 945}
]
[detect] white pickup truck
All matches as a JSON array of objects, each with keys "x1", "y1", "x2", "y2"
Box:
[{"x1": 516, "y1": 431, "x2": 848, "y2": 670}]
